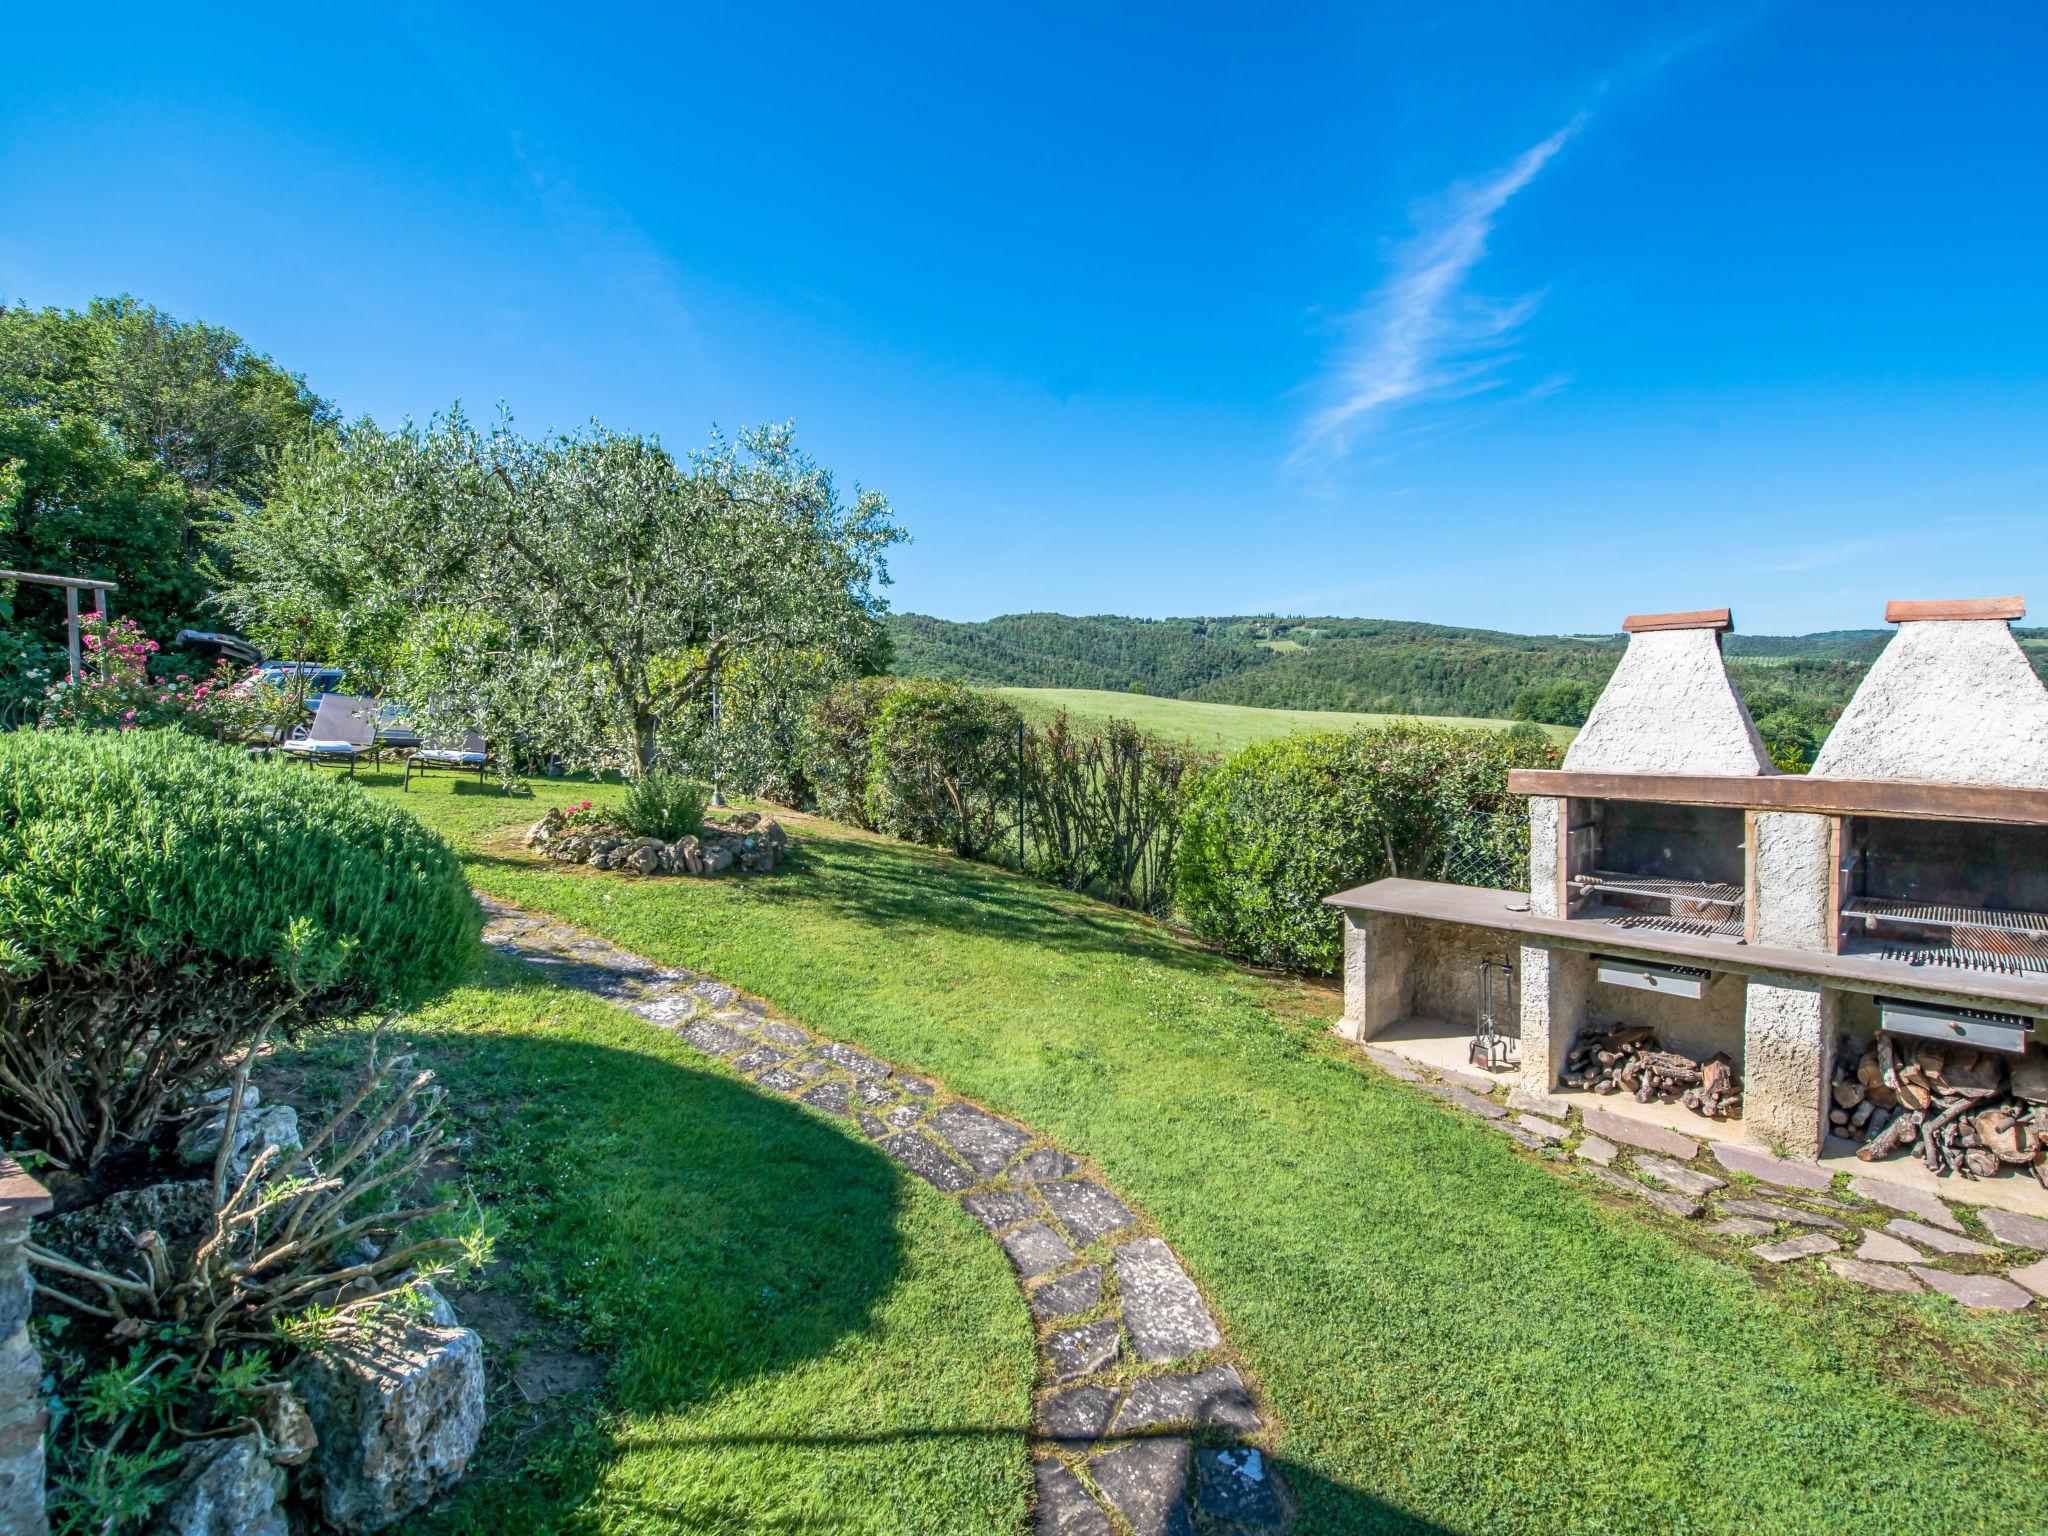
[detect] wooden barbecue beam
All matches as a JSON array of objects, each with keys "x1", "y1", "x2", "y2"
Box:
[
  {"x1": 1620, "y1": 607, "x2": 1733, "y2": 634},
  {"x1": 1506, "y1": 769, "x2": 2048, "y2": 828},
  {"x1": 1884, "y1": 596, "x2": 2024, "y2": 623}
]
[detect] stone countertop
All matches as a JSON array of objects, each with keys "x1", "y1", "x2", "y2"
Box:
[{"x1": 1324, "y1": 877, "x2": 2048, "y2": 1014}]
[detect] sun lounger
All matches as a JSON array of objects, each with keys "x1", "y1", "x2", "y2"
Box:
[
  {"x1": 277, "y1": 694, "x2": 380, "y2": 776},
  {"x1": 404, "y1": 730, "x2": 491, "y2": 789}
]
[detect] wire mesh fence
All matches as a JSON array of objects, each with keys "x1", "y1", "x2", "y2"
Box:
[{"x1": 1436, "y1": 806, "x2": 1531, "y2": 891}]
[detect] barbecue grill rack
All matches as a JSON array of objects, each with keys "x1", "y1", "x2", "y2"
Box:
[
  {"x1": 1842, "y1": 897, "x2": 2048, "y2": 976},
  {"x1": 1570, "y1": 870, "x2": 1748, "y2": 942},
  {"x1": 1607, "y1": 912, "x2": 1747, "y2": 941},
  {"x1": 1572, "y1": 872, "x2": 1745, "y2": 909}
]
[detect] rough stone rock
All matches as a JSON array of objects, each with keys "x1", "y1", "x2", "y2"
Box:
[
  {"x1": 680, "y1": 1021, "x2": 751, "y2": 1057},
  {"x1": 1589, "y1": 1167, "x2": 1700, "y2": 1219},
  {"x1": 1112, "y1": 1365, "x2": 1260, "y2": 1435},
  {"x1": 732, "y1": 1045, "x2": 791, "y2": 1076},
  {"x1": 701, "y1": 846, "x2": 735, "y2": 875},
  {"x1": 854, "y1": 1079, "x2": 897, "y2": 1107},
  {"x1": 2009, "y1": 1258, "x2": 2048, "y2": 1298},
  {"x1": 1033, "y1": 1456, "x2": 1112, "y2": 1535},
  {"x1": 882, "y1": 1102, "x2": 925, "y2": 1129},
  {"x1": 1424, "y1": 1083, "x2": 1506, "y2": 1120},
  {"x1": 1709, "y1": 1142, "x2": 1833, "y2": 1192},
  {"x1": 1044, "y1": 1319, "x2": 1120, "y2": 1383},
  {"x1": 1114, "y1": 1238, "x2": 1220, "y2": 1362},
  {"x1": 1515, "y1": 1114, "x2": 1569, "y2": 1143},
  {"x1": 877, "y1": 1131, "x2": 975, "y2": 1192},
  {"x1": 999, "y1": 1222, "x2": 1076, "y2": 1279},
  {"x1": 1362, "y1": 1047, "x2": 1424, "y2": 1082},
  {"x1": 628, "y1": 844, "x2": 662, "y2": 874},
  {"x1": 1196, "y1": 1447, "x2": 1284, "y2": 1529},
  {"x1": 1088, "y1": 1437, "x2": 1194, "y2": 1536},
  {"x1": 1037, "y1": 1180, "x2": 1136, "y2": 1246},
  {"x1": 690, "y1": 979, "x2": 739, "y2": 1009},
  {"x1": 855, "y1": 1111, "x2": 888, "y2": 1138},
  {"x1": 1029, "y1": 1265, "x2": 1103, "y2": 1323},
  {"x1": 798, "y1": 1079, "x2": 851, "y2": 1116},
  {"x1": 36, "y1": 1180, "x2": 213, "y2": 1280},
  {"x1": 1847, "y1": 1175, "x2": 1964, "y2": 1232},
  {"x1": 1579, "y1": 1107, "x2": 1700, "y2": 1160},
  {"x1": 296, "y1": 1322, "x2": 485, "y2": 1534},
  {"x1": 758, "y1": 1019, "x2": 811, "y2": 1048},
  {"x1": 927, "y1": 1102, "x2": 1032, "y2": 1177},
  {"x1": 1884, "y1": 1218, "x2": 1994, "y2": 1257},
  {"x1": 1573, "y1": 1135, "x2": 1619, "y2": 1166},
  {"x1": 961, "y1": 1189, "x2": 1037, "y2": 1233},
  {"x1": 1978, "y1": 1207, "x2": 2048, "y2": 1249},
  {"x1": 629, "y1": 992, "x2": 697, "y2": 1027},
  {"x1": 1633, "y1": 1156, "x2": 1727, "y2": 1198},
  {"x1": 1706, "y1": 1217, "x2": 1774, "y2": 1237},
  {"x1": 178, "y1": 1102, "x2": 300, "y2": 1178},
  {"x1": 1753, "y1": 1232, "x2": 1840, "y2": 1263},
  {"x1": 1437, "y1": 1064, "x2": 1504, "y2": 1095},
  {"x1": 1718, "y1": 1198, "x2": 1843, "y2": 1230},
  {"x1": 754, "y1": 1067, "x2": 804, "y2": 1094},
  {"x1": 1507, "y1": 1084, "x2": 1572, "y2": 1119},
  {"x1": 1855, "y1": 1231, "x2": 1926, "y2": 1264},
  {"x1": 1825, "y1": 1257, "x2": 1927, "y2": 1295},
  {"x1": 812, "y1": 1042, "x2": 891, "y2": 1079},
  {"x1": 147, "y1": 1433, "x2": 287, "y2": 1536},
  {"x1": 1009, "y1": 1147, "x2": 1081, "y2": 1184},
  {"x1": 1037, "y1": 1386, "x2": 1117, "y2": 1450},
  {"x1": 1909, "y1": 1266, "x2": 2035, "y2": 1311}
]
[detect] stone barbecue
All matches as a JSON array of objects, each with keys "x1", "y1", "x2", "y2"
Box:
[{"x1": 1326, "y1": 596, "x2": 2048, "y2": 1169}]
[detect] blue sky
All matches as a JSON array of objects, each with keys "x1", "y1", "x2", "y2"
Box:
[{"x1": 4, "y1": 2, "x2": 2044, "y2": 634}]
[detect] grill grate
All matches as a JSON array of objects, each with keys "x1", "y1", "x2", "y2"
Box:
[
  {"x1": 1575, "y1": 872, "x2": 1745, "y2": 909},
  {"x1": 1843, "y1": 899, "x2": 2048, "y2": 976},
  {"x1": 1607, "y1": 912, "x2": 1746, "y2": 940},
  {"x1": 1843, "y1": 897, "x2": 2048, "y2": 936}
]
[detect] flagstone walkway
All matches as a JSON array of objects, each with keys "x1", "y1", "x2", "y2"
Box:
[{"x1": 479, "y1": 896, "x2": 1288, "y2": 1536}]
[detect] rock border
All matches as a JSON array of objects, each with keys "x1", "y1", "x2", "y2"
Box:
[
  {"x1": 479, "y1": 898, "x2": 1289, "y2": 1536},
  {"x1": 1353, "y1": 1045, "x2": 2048, "y2": 1314}
]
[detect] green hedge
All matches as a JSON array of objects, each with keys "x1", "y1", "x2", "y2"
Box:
[
  {"x1": 1173, "y1": 724, "x2": 1561, "y2": 973},
  {"x1": 0, "y1": 729, "x2": 478, "y2": 1003}
]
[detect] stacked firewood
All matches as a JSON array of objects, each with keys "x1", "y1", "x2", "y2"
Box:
[
  {"x1": 1843, "y1": 1035, "x2": 2048, "y2": 1182},
  {"x1": 1558, "y1": 1025, "x2": 1742, "y2": 1119}
]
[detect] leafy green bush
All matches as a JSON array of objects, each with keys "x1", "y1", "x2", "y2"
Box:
[
  {"x1": 1174, "y1": 724, "x2": 1561, "y2": 973},
  {"x1": 865, "y1": 680, "x2": 1022, "y2": 858},
  {"x1": 619, "y1": 770, "x2": 709, "y2": 840},
  {"x1": 0, "y1": 729, "x2": 478, "y2": 1166},
  {"x1": 805, "y1": 675, "x2": 899, "y2": 827}
]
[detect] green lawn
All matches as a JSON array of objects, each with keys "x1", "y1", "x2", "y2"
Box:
[
  {"x1": 366, "y1": 771, "x2": 2046, "y2": 1536},
  {"x1": 301, "y1": 950, "x2": 1035, "y2": 1534},
  {"x1": 993, "y1": 686, "x2": 1576, "y2": 756}
]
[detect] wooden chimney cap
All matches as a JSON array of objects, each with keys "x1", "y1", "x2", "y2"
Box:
[
  {"x1": 1621, "y1": 608, "x2": 1733, "y2": 634},
  {"x1": 1885, "y1": 596, "x2": 2025, "y2": 623}
]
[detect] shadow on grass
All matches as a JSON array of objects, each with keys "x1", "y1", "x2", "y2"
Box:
[{"x1": 370, "y1": 963, "x2": 933, "y2": 1530}]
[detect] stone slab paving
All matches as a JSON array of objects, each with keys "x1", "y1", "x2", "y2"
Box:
[
  {"x1": 1885, "y1": 1218, "x2": 1994, "y2": 1257},
  {"x1": 1846, "y1": 1174, "x2": 1964, "y2": 1232},
  {"x1": 1361, "y1": 1047, "x2": 1425, "y2": 1082},
  {"x1": 1424, "y1": 1083, "x2": 1506, "y2": 1120},
  {"x1": 1709, "y1": 1142, "x2": 1833, "y2": 1192},
  {"x1": 1718, "y1": 1198, "x2": 1843, "y2": 1230},
  {"x1": 1507, "y1": 1085, "x2": 1572, "y2": 1119},
  {"x1": 1436, "y1": 1064, "x2": 1506, "y2": 1095},
  {"x1": 1854, "y1": 1232, "x2": 1925, "y2": 1265},
  {"x1": 1979, "y1": 1207, "x2": 2048, "y2": 1249},
  {"x1": 1589, "y1": 1166, "x2": 1700, "y2": 1219},
  {"x1": 1578, "y1": 1107, "x2": 1700, "y2": 1161},
  {"x1": 1633, "y1": 1156, "x2": 1726, "y2": 1198},
  {"x1": 2011, "y1": 1258, "x2": 2048, "y2": 1299},
  {"x1": 1515, "y1": 1114, "x2": 1568, "y2": 1143},
  {"x1": 1115, "y1": 1238, "x2": 1224, "y2": 1362},
  {"x1": 1572, "y1": 1135, "x2": 1618, "y2": 1166},
  {"x1": 1826, "y1": 1257, "x2": 1925, "y2": 1294},
  {"x1": 476, "y1": 895, "x2": 1285, "y2": 1535},
  {"x1": 1909, "y1": 1267, "x2": 2035, "y2": 1311},
  {"x1": 1706, "y1": 1217, "x2": 1774, "y2": 1238},
  {"x1": 1088, "y1": 1438, "x2": 1196, "y2": 1536},
  {"x1": 1754, "y1": 1232, "x2": 1840, "y2": 1263}
]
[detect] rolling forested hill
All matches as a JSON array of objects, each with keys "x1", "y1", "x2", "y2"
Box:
[{"x1": 886, "y1": 611, "x2": 2048, "y2": 742}]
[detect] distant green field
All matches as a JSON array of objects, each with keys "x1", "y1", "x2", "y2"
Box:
[{"x1": 993, "y1": 686, "x2": 1575, "y2": 756}]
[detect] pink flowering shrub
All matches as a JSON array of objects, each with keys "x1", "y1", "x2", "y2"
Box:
[{"x1": 38, "y1": 614, "x2": 286, "y2": 742}]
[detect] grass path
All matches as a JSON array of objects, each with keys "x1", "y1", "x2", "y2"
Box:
[
  {"x1": 373, "y1": 773, "x2": 2048, "y2": 1535},
  {"x1": 994, "y1": 686, "x2": 1575, "y2": 755}
]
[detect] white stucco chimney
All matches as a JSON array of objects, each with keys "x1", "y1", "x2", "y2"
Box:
[
  {"x1": 1563, "y1": 608, "x2": 1774, "y2": 776},
  {"x1": 1811, "y1": 597, "x2": 2048, "y2": 788}
]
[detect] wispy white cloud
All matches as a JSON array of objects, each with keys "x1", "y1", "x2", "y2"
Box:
[{"x1": 1291, "y1": 118, "x2": 1580, "y2": 470}]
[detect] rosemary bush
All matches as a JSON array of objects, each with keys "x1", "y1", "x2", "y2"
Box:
[{"x1": 0, "y1": 730, "x2": 479, "y2": 1169}]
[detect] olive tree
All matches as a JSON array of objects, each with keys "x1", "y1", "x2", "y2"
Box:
[{"x1": 216, "y1": 410, "x2": 903, "y2": 776}]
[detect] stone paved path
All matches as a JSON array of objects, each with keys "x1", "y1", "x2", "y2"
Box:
[
  {"x1": 1355, "y1": 1040, "x2": 2048, "y2": 1315},
  {"x1": 480, "y1": 898, "x2": 1289, "y2": 1535}
]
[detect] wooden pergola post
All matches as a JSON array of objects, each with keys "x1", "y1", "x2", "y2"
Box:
[{"x1": 0, "y1": 568, "x2": 119, "y2": 680}]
